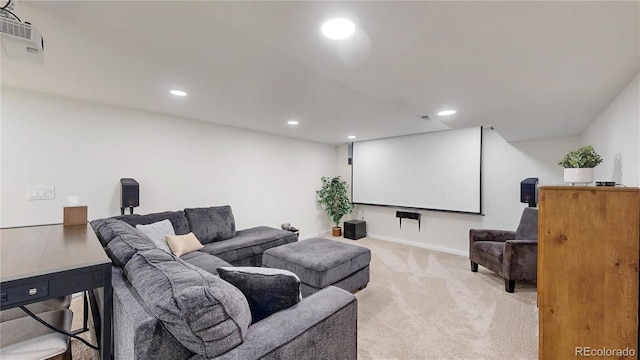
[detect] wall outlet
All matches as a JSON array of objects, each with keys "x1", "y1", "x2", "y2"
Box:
[{"x1": 27, "y1": 186, "x2": 55, "y2": 200}]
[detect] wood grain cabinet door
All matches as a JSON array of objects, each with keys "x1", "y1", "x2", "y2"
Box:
[{"x1": 538, "y1": 187, "x2": 639, "y2": 360}]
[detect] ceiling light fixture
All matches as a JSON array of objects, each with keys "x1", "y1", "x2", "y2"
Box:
[
  {"x1": 322, "y1": 18, "x2": 355, "y2": 40},
  {"x1": 170, "y1": 90, "x2": 187, "y2": 96},
  {"x1": 287, "y1": 120, "x2": 299, "y2": 125},
  {"x1": 348, "y1": 135, "x2": 356, "y2": 139},
  {"x1": 437, "y1": 110, "x2": 457, "y2": 116}
]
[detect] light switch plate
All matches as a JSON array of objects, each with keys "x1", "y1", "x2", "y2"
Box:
[{"x1": 27, "y1": 186, "x2": 55, "y2": 200}]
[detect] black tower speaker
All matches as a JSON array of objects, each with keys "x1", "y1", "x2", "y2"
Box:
[
  {"x1": 120, "y1": 178, "x2": 139, "y2": 215},
  {"x1": 520, "y1": 177, "x2": 539, "y2": 207}
]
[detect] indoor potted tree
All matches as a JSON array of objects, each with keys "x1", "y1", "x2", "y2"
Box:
[
  {"x1": 316, "y1": 176, "x2": 355, "y2": 237},
  {"x1": 557, "y1": 145, "x2": 603, "y2": 185}
]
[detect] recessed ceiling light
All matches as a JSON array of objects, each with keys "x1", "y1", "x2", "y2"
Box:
[
  {"x1": 348, "y1": 135, "x2": 356, "y2": 139},
  {"x1": 322, "y1": 18, "x2": 355, "y2": 40},
  {"x1": 287, "y1": 120, "x2": 299, "y2": 125},
  {"x1": 437, "y1": 110, "x2": 457, "y2": 116},
  {"x1": 170, "y1": 90, "x2": 187, "y2": 97}
]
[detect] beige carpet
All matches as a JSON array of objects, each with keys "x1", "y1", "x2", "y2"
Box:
[
  {"x1": 342, "y1": 236, "x2": 538, "y2": 360},
  {"x1": 70, "y1": 236, "x2": 538, "y2": 360}
]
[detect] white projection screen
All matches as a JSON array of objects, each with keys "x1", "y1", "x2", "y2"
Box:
[{"x1": 352, "y1": 127, "x2": 483, "y2": 214}]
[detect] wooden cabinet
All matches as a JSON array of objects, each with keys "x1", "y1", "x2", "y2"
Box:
[{"x1": 538, "y1": 186, "x2": 640, "y2": 359}]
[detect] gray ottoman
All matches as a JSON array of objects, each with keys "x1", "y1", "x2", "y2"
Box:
[{"x1": 262, "y1": 237, "x2": 371, "y2": 297}]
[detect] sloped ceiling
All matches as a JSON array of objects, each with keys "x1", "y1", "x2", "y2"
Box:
[{"x1": 2, "y1": 1, "x2": 638, "y2": 144}]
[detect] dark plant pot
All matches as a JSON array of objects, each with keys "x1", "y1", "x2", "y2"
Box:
[{"x1": 332, "y1": 227, "x2": 342, "y2": 237}]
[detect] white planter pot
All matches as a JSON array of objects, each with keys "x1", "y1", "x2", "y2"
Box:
[{"x1": 564, "y1": 168, "x2": 594, "y2": 185}]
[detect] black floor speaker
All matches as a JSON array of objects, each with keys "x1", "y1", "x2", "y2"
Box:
[{"x1": 344, "y1": 220, "x2": 366, "y2": 240}]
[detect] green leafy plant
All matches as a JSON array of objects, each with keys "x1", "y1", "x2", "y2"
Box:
[
  {"x1": 557, "y1": 145, "x2": 603, "y2": 168},
  {"x1": 316, "y1": 176, "x2": 355, "y2": 228}
]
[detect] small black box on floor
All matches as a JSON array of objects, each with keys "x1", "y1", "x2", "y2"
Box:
[{"x1": 344, "y1": 220, "x2": 366, "y2": 240}]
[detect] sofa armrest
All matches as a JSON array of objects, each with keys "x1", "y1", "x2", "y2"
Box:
[
  {"x1": 206, "y1": 286, "x2": 357, "y2": 360},
  {"x1": 111, "y1": 267, "x2": 192, "y2": 360},
  {"x1": 503, "y1": 240, "x2": 538, "y2": 282},
  {"x1": 469, "y1": 229, "x2": 515, "y2": 255},
  {"x1": 469, "y1": 229, "x2": 516, "y2": 243}
]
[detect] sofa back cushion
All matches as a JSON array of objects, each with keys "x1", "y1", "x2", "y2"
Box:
[
  {"x1": 91, "y1": 218, "x2": 157, "y2": 268},
  {"x1": 184, "y1": 206, "x2": 236, "y2": 244},
  {"x1": 515, "y1": 208, "x2": 538, "y2": 240},
  {"x1": 91, "y1": 218, "x2": 136, "y2": 247},
  {"x1": 107, "y1": 234, "x2": 157, "y2": 269},
  {"x1": 124, "y1": 249, "x2": 251, "y2": 358},
  {"x1": 115, "y1": 211, "x2": 190, "y2": 235}
]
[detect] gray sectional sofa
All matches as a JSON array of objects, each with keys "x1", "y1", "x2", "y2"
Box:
[{"x1": 90, "y1": 206, "x2": 358, "y2": 360}]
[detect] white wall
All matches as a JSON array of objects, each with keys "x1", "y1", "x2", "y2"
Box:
[
  {"x1": 337, "y1": 72, "x2": 639, "y2": 255},
  {"x1": 339, "y1": 130, "x2": 581, "y2": 255},
  {"x1": 583, "y1": 72, "x2": 640, "y2": 187},
  {"x1": 4, "y1": 70, "x2": 636, "y2": 254},
  {"x1": 1, "y1": 88, "x2": 336, "y2": 237}
]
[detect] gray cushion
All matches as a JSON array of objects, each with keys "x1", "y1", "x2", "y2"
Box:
[
  {"x1": 262, "y1": 238, "x2": 371, "y2": 289},
  {"x1": 124, "y1": 249, "x2": 251, "y2": 358},
  {"x1": 136, "y1": 219, "x2": 174, "y2": 253},
  {"x1": 105, "y1": 231, "x2": 157, "y2": 268},
  {"x1": 91, "y1": 218, "x2": 138, "y2": 247},
  {"x1": 115, "y1": 211, "x2": 190, "y2": 235},
  {"x1": 91, "y1": 218, "x2": 157, "y2": 268},
  {"x1": 184, "y1": 206, "x2": 236, "y2": 244},
  {"x1": 200, "y1": 226, "x2": 298, "y2": 265},
  {"x1": 471, "y1": 241, "x2": 505, "y2": 276},
  {"x1": 181, "y1": 251, "x2": 232, "y2": 275},
  {"x1": 217, "y1": 267, "x2": 301, "y2": 323},
  {"x1": 515, "y1": 208, "x2": 538, "y2": 240}
]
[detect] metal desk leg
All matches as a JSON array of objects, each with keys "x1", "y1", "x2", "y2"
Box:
[
  {"x1": 83, "y1": 291, "x2": 89, "y2": 332},
  {"x1": 89, "y1": 267, "x2": 113, "y2": 360},
  {"x1": 88, "y1": 291, "x2": 101, "y2": 341},
  {"x1": 101, "y1": 267, "x2": 112, "y2": 360}
]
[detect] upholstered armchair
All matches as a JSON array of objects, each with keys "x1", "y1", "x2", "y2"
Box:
[{"x1": 469, "y1": 207, "x2": 538, "y2": 293}]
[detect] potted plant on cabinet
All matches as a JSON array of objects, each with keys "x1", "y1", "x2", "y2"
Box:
[
  {"x1": 316, "y1": 176, "x2": 355, "y2": 237},
  {"x1": 557, "y1": 145, "x2": 603, "y2": 185}
]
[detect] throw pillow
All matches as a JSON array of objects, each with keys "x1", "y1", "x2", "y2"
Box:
[
  {"x1": 124, "y1": 249, "x2": 251, "y2": 358},
  {"x1": 136, "y1": 219, "x2": 175, "y2": 253},
  {"x1": 184, "y1": 206, "x2": 236, "y2": 244},
  {"x1": 166, "y1": 232, "x2": 204, "y2": 257},
  {"x1": 217, "y1": 266, "x2": 301, "y2": 323}
]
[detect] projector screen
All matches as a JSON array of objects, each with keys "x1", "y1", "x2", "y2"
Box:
[{"x1": 352, "y1": 127, "x2": 483, "y2": 214}]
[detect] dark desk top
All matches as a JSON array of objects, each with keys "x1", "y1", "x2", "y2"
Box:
[{"x1": 0, "y1": 223, "x2": 111, "y2": 283}]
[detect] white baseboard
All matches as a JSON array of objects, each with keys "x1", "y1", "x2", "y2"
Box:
[
  {"x1": 299, "y1": 230, "x2": 330, "y2": 240},
  {"x1": 367, "y1": 233, "x2": 469, "y2": 257}
]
